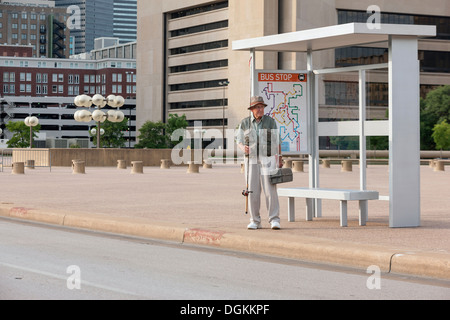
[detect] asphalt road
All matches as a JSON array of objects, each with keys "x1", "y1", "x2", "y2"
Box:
[{"x1": 0, "y1": 218, "x2": 448, "y2": 302}]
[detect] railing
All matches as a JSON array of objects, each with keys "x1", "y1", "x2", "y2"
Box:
[{"x1": 0, "y1": 149, "x2": 52, "y2": 172}]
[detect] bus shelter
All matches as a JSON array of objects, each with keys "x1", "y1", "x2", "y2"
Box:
[{"x1": 233, "y1": 23, "x2": 436, "y2": 228}]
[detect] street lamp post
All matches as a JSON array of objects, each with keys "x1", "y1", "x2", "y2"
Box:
[
  {"x1": 24, "y1": 116, "x2": 39, "y2": 148},
  {"x1": 73, "y1": 94, "x2": 125, "y2": 148},
  {"x1": 218, "y1": 81, "x2": 229, "y2": 149}
]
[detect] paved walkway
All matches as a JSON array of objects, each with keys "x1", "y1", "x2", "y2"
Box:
[{"x1": 0, "y1": 163, "x2": 449, "y2": 281}]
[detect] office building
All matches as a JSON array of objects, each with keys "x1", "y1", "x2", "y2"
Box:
[
  {"x1": 0, "y1": 46, "x2": 137, "y2": 148},
  {"x1": 137, "y1": 0, "x2": 450, "y2": 148}
]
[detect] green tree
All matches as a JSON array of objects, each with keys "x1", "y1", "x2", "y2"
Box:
[
  {"x1": 166, "y1": 114, "x2": 188, "y2": 148},
  {"x1": 6, "y1": 121, "x2": 41, "y2": 148},
  {"x1": 432, "y1": 120, "x2": 450, "y2": 158},
  {"x1": 134, "y1": 121, "x2": 168, "y2": 149},
  {"x1": 421, "y1": 85, "x2": 450, "y2": 150},
  {"x1": 91, "y1": 118, "x2": 128, "y2": 148},
  {"x1": 329, "y1": 136, "x2": 359, "y2": 150},
  {"x1": 135, "y1": 114, "x2": 188, "y2": 149}
]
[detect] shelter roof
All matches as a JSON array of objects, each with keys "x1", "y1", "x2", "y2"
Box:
[{"x1": 232, "y1": 23, "x2": 437, "y2": 53}]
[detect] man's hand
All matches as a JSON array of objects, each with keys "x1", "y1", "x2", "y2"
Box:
[
  {"x1": 239, "y1": 143, "x2": 250, "y2": 155},
  {"x1": 278, "y1": 155, "x2": 283, "y2": 168}
]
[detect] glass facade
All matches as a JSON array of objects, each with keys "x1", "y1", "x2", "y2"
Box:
[
  {"x1": 329, "y1": 9, "x2": 450, "y2": 108},
  {"x1": 337, "y1": 10, "x2": 450, "y2": 73},
  {"x1": 54, "y1": 0, "x2": 137, "y2": 54}
]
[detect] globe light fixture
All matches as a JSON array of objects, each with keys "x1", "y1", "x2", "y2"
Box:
[
  {"x1": 74, "y1": 94, "x2": 125, "y2": 148},
  {"x1": 24, "y1": 116, "x2": 39, "y2": 148}
]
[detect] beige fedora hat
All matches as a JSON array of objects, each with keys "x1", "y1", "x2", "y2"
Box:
[{"x1": 249, "y1": 96, "x2": 267, "y2": 109}]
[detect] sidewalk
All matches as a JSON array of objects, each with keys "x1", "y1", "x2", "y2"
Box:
[{"x1": 0, "y1": 163, "x2": 449, "y2": 281}]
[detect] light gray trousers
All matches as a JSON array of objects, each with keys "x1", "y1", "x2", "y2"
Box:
[{"x1": 245, "y1": 156, "x2": 280, "y2": 224}]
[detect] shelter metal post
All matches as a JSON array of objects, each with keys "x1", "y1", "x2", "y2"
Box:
[
  {"x1": 359, "y1": 69, "x2": 367, "y2": 191},
  {"x1": 307, "y1": 50, "x2": 321, "y2": 218},
  {"x1": 388, "y1": 36, "x2": 421, "y2": 228}
]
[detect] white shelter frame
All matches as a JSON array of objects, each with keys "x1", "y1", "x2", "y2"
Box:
[{"x1": 233, "y1": 23, "x2": 437, "y2": 228}]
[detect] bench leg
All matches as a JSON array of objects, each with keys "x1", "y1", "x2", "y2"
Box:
[
  {"x1": 340, "y1": 200, "x2": 348, "y2": 227},
  {"x1": 306, "y1": 198, "x2": 313, "y2": 221},
  {"x1": 359, "y1": 200, "x2": 368, "y2": 226},
  {"x1": 288, "y1": 197, "x2": 295, "y2": 222}
]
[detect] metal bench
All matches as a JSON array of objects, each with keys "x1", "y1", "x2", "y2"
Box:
[{"x1": 277, "y1": 188, "x2": 379, "y2": 227}]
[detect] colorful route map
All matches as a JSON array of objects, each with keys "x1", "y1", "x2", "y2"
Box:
[{"x1": 256, "y1": 70, "x2": 309, "y2": 154}]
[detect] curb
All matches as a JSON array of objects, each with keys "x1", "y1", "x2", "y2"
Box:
[{"x1": 1, "y1": 205, "x2": 449, "y2": 281}]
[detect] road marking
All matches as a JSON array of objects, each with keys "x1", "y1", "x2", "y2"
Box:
[{"x1": 0, "y1": 262, "x2": 142, "y2": 297}]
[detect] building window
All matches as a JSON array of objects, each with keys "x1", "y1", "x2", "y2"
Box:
[
  {"x1": 170, "y1": 40, "x2": 228, "y2": 56},
  {"x1": 338, "y1": 10, "x2": 450, "y2": 40},
  {"x1": 170, "y1": 20, "x2": 228, "y2": 37},
  {"x1": 170, "y1": 60, "x2": 228, "y2": 73},
  {"x1": 170, "y1": 1, "x2": 228, "y2": 19},
  {"x1": 169, "y1": 99, "x2": 226, "y2": 110}
]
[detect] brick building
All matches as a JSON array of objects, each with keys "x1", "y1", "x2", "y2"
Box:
[
  {"x1": 0, "y1": 1, "x2": 70, "y2": 58},
  {"x1": 0, "y1": 51, "x2": 137, "y2": 148}
]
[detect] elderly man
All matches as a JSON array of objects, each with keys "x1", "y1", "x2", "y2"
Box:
[{"x1": 237, "y1": 96, "x2": 283, "y2": 230}]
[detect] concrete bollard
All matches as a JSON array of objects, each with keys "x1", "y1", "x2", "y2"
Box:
[
  {"x1": 429, "y1": 160, "x2": 435, "y2": 168},
  {"x1": 160, "y1": 159, "x2": 171, "y2": 169},
  {"x1": 26, "y1": 160, "x2": 35, "y2": 169},
  {"x1": 117, "y1": 159, "x2": 127, "y2": 169},
  {"x1": 72, "y1": 160, "x2": 85, "y2": 174},
  {"x1": 131, "y1": 161, "x2": 144, "y2": 174},
  {"x1": 203, "y1": 160, "x2": 212, "y2": 169},
  {"x1": 187, "y1": 161, "x2": 199, "y2": 174},
  {"x1": 292, "y1": 161, "x2": 304, "y2": 172},
  {"x1": 341, "y1": 160, "x2": 352, "y2": 172},
  {"x1": 434, "y1": 160, "x2": 445, "y2": 172},
  {"x1": 12, "y1": 162, "x2": 25, "y2": 175},
  {"x1": 322, "y1": 159, "x2": 331, "y2": 168},
  {"x1": 283, "y1": 158, "x2": 292, "y2": 168}
]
